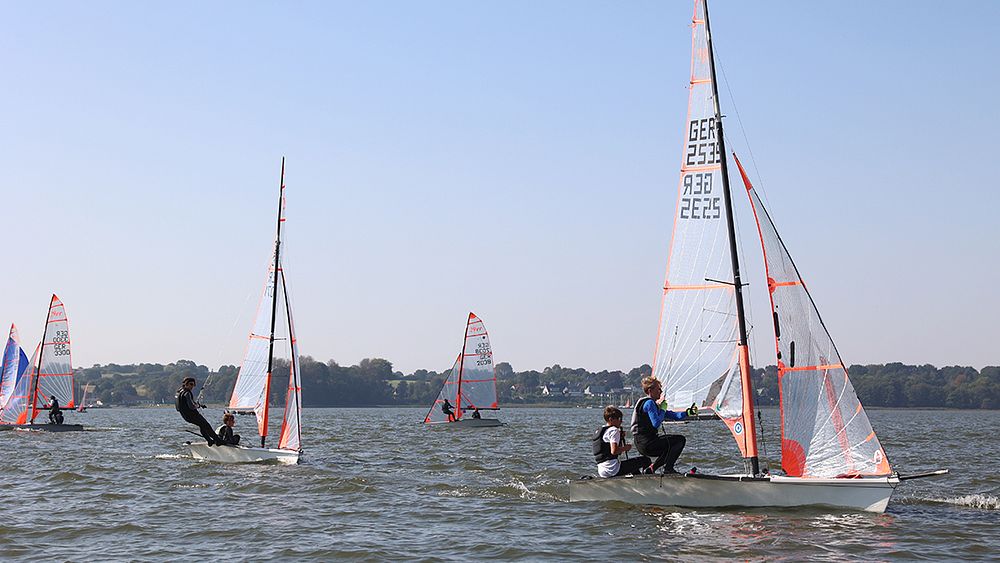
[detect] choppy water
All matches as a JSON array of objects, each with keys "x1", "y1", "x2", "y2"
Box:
[{"x1": 0, "y1": 407, "x2": 996, "y2": 561}]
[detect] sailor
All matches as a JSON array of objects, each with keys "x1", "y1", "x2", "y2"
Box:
[
  {"x1": 630, "y1": 376, "x2": 697, "y2": 474},
  {"x1": 594, "y1": 406, "x2": 651, "y2": 478},
  {"x1": 441, "y1": 399, "x2": 456, "y2": 422},
  {"x1": 46, "y1": 396, "x2": 63, "y2": 425},
  {"x1": 175, "y1": 377, "x2": 222, "y2": 446},
  {"x1": 471, "y1": 407, "x2": 482, "y2": 419},
  {"x1": 216, "y1": 412, "x2": 241, "y2": 446}
]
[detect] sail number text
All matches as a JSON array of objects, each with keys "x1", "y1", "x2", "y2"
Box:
[
  {"x1": 685, "y1": 118, "x2": 721, "y2": 166},
  {"x1": 680, "y1": 172, "x2": 720, "y2": 220},
  {"x1": 52, "y1": 330, "x2": 70, "y2": 357},
  {"x1": 475, "y1": 342, "x2": 492, "y2": 367}
]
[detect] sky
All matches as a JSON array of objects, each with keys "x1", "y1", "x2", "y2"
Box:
[{"x1": 1, "y1": 1, "x2": 997, "y2": 373}]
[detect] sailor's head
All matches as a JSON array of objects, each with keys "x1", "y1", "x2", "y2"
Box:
[
  {"x1": 182, "y1": 377, "x2": 196, "y2": 388},
  {"x1": 603, "y1": 406, "x2": 623, "y2": 424},
  {"x1": 641, "y1": 376, "x2": 662, "y2": 398},
  {"x1": 222, "y1": 413, "x2": 236, "y2": 427}
]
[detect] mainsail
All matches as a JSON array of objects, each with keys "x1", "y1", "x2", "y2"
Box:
[
  {"x1": 423, "y1": 313, "x2": 499, "y2": 424},
  {"x1": 457, "y1": 313, "x2": 498, "y2": 413},
  {"x1": 227, "y1": 159, "x2": 301, "y2": 451},
  {"x1": 735, "y1": 155, "x2": 891, "y2": 478},
  {"x1": 652, "y1": 0, "x2": 755, "y2": 460},
  {"x1": 31, "y1": 295, "x2": 75, "y2": 420},
  {"x1": 0, "y1": 324, "x2": 28, "y2": 408}
]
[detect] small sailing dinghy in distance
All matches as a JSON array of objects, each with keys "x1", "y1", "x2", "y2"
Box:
[
  {"x1": 0, "y1": 295, "x2": 83, "y2": 432},
  {"x1": 423, "y1": 313, "x2": 502, "y2": 428},
  {"x1": 570, "y1": 0, "x2": 945, "y2": 512},
  {"x1": 186, "y1": 159, "x2": 302, "y2": 465}
]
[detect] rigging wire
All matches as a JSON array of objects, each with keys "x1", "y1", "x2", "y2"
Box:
[{"x1": 196, "y1": 286, "x2": 256, "y2": 404}]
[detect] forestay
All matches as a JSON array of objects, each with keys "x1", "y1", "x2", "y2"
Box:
[
  {"x1": 32, "y1": 295, "x2": 75, "y2": 419},
  {"x1": 736, "y1": 155, "x2": 890, "y2": 478},
  {"x1": 652, "y1": 0, "x2": 748, "y2": 456}
]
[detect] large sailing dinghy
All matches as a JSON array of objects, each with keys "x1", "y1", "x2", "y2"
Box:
[
  {"x1": 570, "y1": 0, "x2": 945, "y2": 512},
  {"x1": 0, "y1": 296, "x2": 83, "y2": 432},
  {"x1": 187, "y1": 159, "x2": 302, "y2": 464},
  {"x1": 423, "y1": 313, "x2": 502, "y2": 428}
]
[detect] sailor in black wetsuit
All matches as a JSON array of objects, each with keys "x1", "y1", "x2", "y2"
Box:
[
  {"x1": 441, "y1": 399, "x2": 456, "y2": 422},
  {"x1": 175, "y1": 377, "x2": 221, "y2": 446},
  {"x1": 216, "y1": 412, "x2": 241, "y2": 446},
  {"x1": 46, "y1": 396, "x2": 63, "y2": 425},
  {"x1": 630, "y1": 376, "x2": 696, "y2": 474}
]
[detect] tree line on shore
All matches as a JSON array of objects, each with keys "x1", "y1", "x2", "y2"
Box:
[{"x1": 72, "y1": 357, "x2": 1000, "y2": 410}]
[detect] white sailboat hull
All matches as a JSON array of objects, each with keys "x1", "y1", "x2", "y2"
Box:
[
  {"x1": 569, "y1": 473, "x2": 898, "y2": 513},
  {"x1": 429, "y1": 418, "x2": 504, "y2": 428},
  {"x1": 187, "y1": 442, "x2": 300, "y2": 465}
]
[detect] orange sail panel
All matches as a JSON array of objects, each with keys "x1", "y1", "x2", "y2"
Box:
[
  {"x1": 735, "y1": 154, "x2": 890, "y2": 477},
  {"x1": 652, "y1": 0, "x2": 750, "y2": 458},
  {"x1": 31, "y1": 295, "x2": 75, "y2": 421}
]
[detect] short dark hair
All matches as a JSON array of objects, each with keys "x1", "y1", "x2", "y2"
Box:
[
  {"x1": 182, "y1": 377, "x2": 196, "y2": 385},
  {"x1": 603, "y1": 406, "x2": 623, "y2": 422}
]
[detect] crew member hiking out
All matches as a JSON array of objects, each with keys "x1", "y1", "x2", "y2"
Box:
[
  {"x1": 630, "y1": 376, "x2": 698, "y2": 474},
  {"x1": 175, "y1": 377, "x2": 221, "y2": 446},
  {"x1": 594, "y1": 406, "x2": 651, "y2": 478}
]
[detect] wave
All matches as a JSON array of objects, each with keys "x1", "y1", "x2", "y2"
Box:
[{"x1": 933, "y1": 494, "x2": 1000, "y2": 510}]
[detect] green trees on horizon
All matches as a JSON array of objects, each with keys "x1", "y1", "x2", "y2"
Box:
[{"x1": 73, "y1": 358, "x2": 1000, "y2": 410}]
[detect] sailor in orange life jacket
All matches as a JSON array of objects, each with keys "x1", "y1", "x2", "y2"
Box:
[{"x1": 630, "y1": 375, "x2": 698, "y2": 475}]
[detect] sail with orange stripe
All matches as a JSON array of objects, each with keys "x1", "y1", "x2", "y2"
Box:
[
  {"x1": 735, "y1": 155, "x2": 890, "y2": 478},
  {"x1": 227, "y1": 158, "x2": 302, "y2": 450},
  {"x1": 424, "y1": 313, "x2": 499, "y2": 424},
  {"x1": 652, "y1": 0, "x2": 750, "y2": 457},
  {"x1": 1, "y1": 343, "x2": 38, "y2": 424},
  {"x1": 30, "y1": 295, "x2": 75, "y2": 421},
  {"x1": 0, "y1": 324, "x2": 28, "y2": 409}
]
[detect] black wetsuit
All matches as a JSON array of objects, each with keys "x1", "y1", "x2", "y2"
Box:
[
  {"x1": 47, "y1": 398, "x2": 62, "y2": 424},
  {"x1": 441, "y1": 400, "x2": 456, "y2": 422},
  {"x1": 631, "y1": 398, "x2": 686, "y2": 473},
  {"x1": 471, "y1": 409, "x2": 481, "y2": 419},
  {"x1": 175, "y1": 388, "x2": 220, "y2": 445},
  {"x1": 216, "y1": 424, "x2": 240, "y2": 446}
]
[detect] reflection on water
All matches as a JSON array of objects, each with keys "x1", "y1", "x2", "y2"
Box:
[{"x1": 0, "y1": 407, "x2": 996, "y2": 560}]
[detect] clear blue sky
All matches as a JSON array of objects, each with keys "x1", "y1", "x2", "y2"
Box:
[{"x1": 1, "y1": 1, "x2": 997, "y2": 373}]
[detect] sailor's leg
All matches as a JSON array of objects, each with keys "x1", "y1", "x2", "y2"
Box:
[
  {"x1": 617, "y1": 456, "x2": 653, "y2": 477},
  {"x1": 661, "y1": 434, "x2": 686, "y2": 472}
]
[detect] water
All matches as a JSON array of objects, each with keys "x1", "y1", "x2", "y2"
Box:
[{"x1": 0, "y1": 407, "x2": 996, "y2": 560}]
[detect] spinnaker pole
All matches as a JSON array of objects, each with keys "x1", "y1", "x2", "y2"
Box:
[
  {"x1": 261, "y1": 157, "x2": 286, "y2": 447},
  {"x1": 702, "y1": 0, "x2": 760, "y2": 475}
]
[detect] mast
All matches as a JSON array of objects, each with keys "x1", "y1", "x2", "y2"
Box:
[
  {"x1": 702, "y1": 0, "x2": 760, "y2": 475},
  {"x1": 261, "y1": 157, "x2": 285, "y2": 447},
  {"x1": 454, "y1": 313, "x2": 472, "y2": 421},
  {"x1": 28, "y1": 296, "x2": 54, "y2": 424}
]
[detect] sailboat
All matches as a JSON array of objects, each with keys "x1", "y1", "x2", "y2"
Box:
[
  {"x1": 187, "y1": 159, "x2": 303, "y2": 464},
  {"x1": 423, "y1": 313, "x2": 502, "y2": 428},
  {"x1": 0, "y1": 296, "x2": 83, "y2": 432},
  {"x1": 570, "y1": 0, "x2": 945, "y2": 512},
  {"x1": 77, "y1": 384, "x2": 93, "y2": 412}
]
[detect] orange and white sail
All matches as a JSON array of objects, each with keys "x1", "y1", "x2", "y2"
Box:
[
  {"x1": 424, "y1": 313, "x2": 499, "y2": 424},
  {"x1": 30, "y1": 295, "x2": 75, "y2": 421},
  {"x1": 736, "y1": 155, "x2": 890, "y2": 478},
  {"x1": 228, "y1": 159, "x2": 302, "y2": 451},
  {"x1": 652, "y1": 0, "x2": 750, "y2": 457},
  {"x1": 0, "y1": 324, "x2": 27, "y2": 409}
]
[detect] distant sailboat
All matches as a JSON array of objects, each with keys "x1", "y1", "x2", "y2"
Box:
[
  {"x1": 0, "y1": 296, "x2": 83, "y2": 432},
  {"x1": 77, "y1": 384, "x2": 93, "y2": 412},
  {"x1": 0, "y1": 324, "x2": 28, "y2": 410},
  {"x1": 423, "y1": 313, "x2": 502, "y2": 427},
  {"x1": 570, "y1": 0, "x2": 945, "y2": 512},
  {"x1": 187, "y1": 159, "x2": 302, "y2": 464}
]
